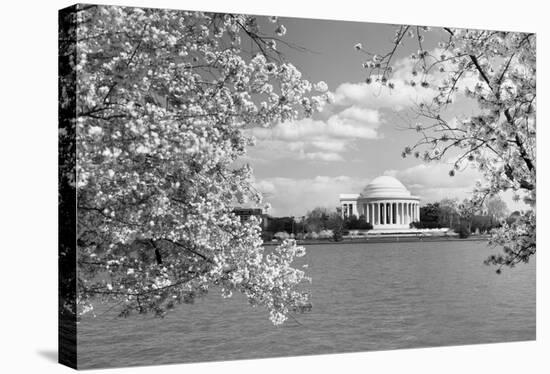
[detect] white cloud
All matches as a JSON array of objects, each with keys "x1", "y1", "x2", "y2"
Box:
[
  {"x1": 385, "y1": 162, "x2": 529, "y2": 212},
  {"x1": 302, "y1": 152, "x2": 344, "y2": 162},
  {"x1": 309, "y1": 139, "x2": 347, "y2": 152},
  {"x1": 333, "y1": 106, "x2": 381, "y2": 125},
  {"x1": 333, "y1": 80, "x2": 437, "y2": 111},
  {"x1": 248, "y1": 107, "x2": 382, "y2": 162},
  {"x1": 250, "y1": 111, "x2": 380, "y2": 142},
  {"x1": 393, "y1": 50, "x2": 482, "y2": 97},
  {"x1": 246, "y1": 48, "x2": 482, "y2": 167},
  {"x1": 254, "y1": 175, "x2": 369, "y2": 216},
  {"x1": 333, "y1": 48, "x2": 481, "y2": 112},
  {"x1": 384, "y1": 162, "x2": 482, "y2": 203},
  {"x1": 386, "y1": 162, "x2": 481, "y2": 188},
  {"x1": 244, "y1": 138, "x2": 349, "y2": 163}
]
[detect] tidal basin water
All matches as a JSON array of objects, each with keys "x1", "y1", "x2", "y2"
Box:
[{"x1": 78, "y1": 240, "x2": 535, "y2": 369}]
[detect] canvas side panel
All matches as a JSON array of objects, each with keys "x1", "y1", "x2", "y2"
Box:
[{"x1": 58, "y1": 4, "x2": 78, "y2": 369}]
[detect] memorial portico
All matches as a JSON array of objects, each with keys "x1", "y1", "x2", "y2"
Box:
[{"x1": 339, "y1": 176, "x2": 420, "y2": 230}]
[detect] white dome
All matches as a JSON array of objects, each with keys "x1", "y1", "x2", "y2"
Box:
[{"x1": 361, "y1": 175, "x2": 412, "y2": 198}]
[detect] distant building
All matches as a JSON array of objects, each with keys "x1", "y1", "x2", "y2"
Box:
[
  {"x1": 339, "y1": 176, "x2": 420, "y2": 230},
  {"x1": 232, "y1": 207, "x2": 268, "y2": 229}
]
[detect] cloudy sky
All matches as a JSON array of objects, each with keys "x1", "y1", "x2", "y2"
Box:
[{"x1": 241, "y1": 16, "x2": 523, "y2": 217}]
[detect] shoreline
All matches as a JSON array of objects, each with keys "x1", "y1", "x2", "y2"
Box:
[{"x1": 263, "y1": 235, "x2": 491, "y2": 246}]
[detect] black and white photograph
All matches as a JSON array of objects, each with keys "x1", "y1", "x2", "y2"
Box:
[
  {"x1": 4, "y1": 0, "x2": 548, "y2": 373},
  {"x1": 56, "y1": 2, "x2": 539, "y2": 370}
]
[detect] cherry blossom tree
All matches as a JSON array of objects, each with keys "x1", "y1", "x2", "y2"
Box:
[
  {"x1": 485, "y1": 195, "x2": 509, "y2": 223},
  {"x1": 66, "y1": 5, "x2": 330, "y2": 325},
  {"x1": 357, "y1": 26, "x2": 535, "y2": 271}
]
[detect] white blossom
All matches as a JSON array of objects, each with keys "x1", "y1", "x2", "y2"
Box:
[{"x1": 72, "y1": 6, "x2": 323, "y2": 323}]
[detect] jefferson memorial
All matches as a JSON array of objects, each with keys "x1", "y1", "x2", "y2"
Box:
[{"x1": 339, "y1": 176, "x2": 420, "y2": 230}]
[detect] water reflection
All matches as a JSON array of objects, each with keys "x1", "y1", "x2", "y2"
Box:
[{"x1": 78, "y1": 241, "x2": 535, "y2": 369}]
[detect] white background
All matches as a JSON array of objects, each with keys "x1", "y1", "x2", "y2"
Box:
[{"x1": 0, "y1": 0, "x2": 547, "y2": 372}]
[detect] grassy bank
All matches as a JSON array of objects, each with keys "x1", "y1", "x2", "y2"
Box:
[{"x1": 263, "y1": 235, "x2": 491, "y2": 246}]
